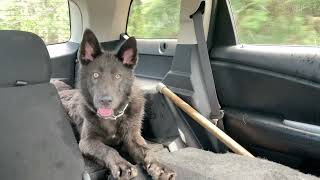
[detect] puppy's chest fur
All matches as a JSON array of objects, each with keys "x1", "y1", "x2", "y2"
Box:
[
  {"x1": 82, "y1": 109, "x2": 130, "y2": 146},
  {"x1": 97, "y1": 118, "x2": 123, "y2": 145},
  {"x1": 59, "y1": 82, "x2": 145, "y2": 148}
]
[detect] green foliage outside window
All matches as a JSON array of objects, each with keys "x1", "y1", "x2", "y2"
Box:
[
  {"x1": 1, "y1": 0, "x2": 319, "y2": 46},
  {"x1": 127, "y1": 0, "x2": 181, "y2": 39},
  {"x1": 230, "y1": 0, "x2": 320, "y2": 45},
  {"x1": 0, "y1": 0, "x2": 70, "y2": 45}
]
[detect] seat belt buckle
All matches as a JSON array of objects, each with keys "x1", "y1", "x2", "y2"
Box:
[{"x1": 210, "y1": 110, "x2": 224, "y2": 126}]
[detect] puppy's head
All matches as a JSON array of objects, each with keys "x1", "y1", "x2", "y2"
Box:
[{"x1": 78, "y1": 29, "x2": 138, "y2": 119}]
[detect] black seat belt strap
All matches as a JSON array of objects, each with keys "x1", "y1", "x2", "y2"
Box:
[
  {"x1": 192, "y1": 3, "x2": 227, "y2": 152},
  {"x1": 191, "y1": 5, "x2": 224, "y2": 123}
]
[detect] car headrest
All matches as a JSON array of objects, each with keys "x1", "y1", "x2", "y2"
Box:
[{"x1": 0, "y1": 30, "x2": 51, "y2": 87}]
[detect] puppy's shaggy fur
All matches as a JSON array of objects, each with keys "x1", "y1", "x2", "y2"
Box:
[{"x1": 53, "y1": 29, "x2": 175, "y2": 180}]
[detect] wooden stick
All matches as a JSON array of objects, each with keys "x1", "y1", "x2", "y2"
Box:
[{"x1": 157, "y1": 83, "x2": 254, "y2": 158}]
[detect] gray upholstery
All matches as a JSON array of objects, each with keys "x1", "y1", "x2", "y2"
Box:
[
  {"x1": 0, "y1": 30, "x2": 50, "y2": 87},
  {"x1": 0, "y1": 30, "x2": 84, "y2": 179},
  {"x1": 0, "y1": 84, "x2": 84, "y2": 179}
]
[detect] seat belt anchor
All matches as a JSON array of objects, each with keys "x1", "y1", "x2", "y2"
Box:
[{"x1": 210, "y1": 110, "x2": 224, "y2": 126}]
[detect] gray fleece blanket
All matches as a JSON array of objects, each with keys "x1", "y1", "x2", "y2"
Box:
[
  {"x1": 143, "y1": 147, "x2": 318, "y2": 180},
  {"x1": 85, "y1": 145, "x2": 318, "y2": 180}
]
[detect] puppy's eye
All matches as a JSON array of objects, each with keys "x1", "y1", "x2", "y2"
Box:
[
  {"x1": 93, "y1": 72, "x2": 100, "y2": 79},
  {"x1": 115, "y1": 74, "x2": 121, "y2": 79}
]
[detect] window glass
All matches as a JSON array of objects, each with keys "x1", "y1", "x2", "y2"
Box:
[
  {"x1": 0, "y1": 0, "x2": 70, "y2": 44},
  {"x1": 127, "y1": 0, "x2": 181, "y2": 39},
  {"x1": 229, "y1": 0, "x2": 320, "y2": 45}
]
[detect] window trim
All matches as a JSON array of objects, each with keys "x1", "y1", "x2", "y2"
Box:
[
  {"x1": 225, "y1": 0, "x2": 239, "y2": 45},
  {"x1": 124, "y1": 0, "x2": 134, "y2": 37},
  {"x1": 208, "y1": 0, "x2": 237, "y2": 48},
  {"x1": 68, "y1": 0, "x2": 83, "y2": 44}
]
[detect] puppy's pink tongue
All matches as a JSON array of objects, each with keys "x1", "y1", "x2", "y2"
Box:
[{"x1": 97, "y1": 108, "x2": 113, "y2": 117}]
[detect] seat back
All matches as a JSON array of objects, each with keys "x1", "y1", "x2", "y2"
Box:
[{"x1": 0, "y1": 30, "x2": 84, "y2": 180}]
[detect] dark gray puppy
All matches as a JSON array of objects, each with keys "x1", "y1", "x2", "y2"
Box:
[{"x1": 55, "y1": 29, "x2": 175, "y2": 180}]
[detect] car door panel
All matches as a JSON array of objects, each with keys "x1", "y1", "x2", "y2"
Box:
[
  {"x1": 211, "y1": 58, "x2": 320, "y2": 126},
  {"x1": 212, "y1": 46, "x2": 320, "y2": 84},
  {"x1": 224, "y1": 108, "x2": 320, "y2": 158},
  {"x1": 210, "y1": 45, "x2": 320, "y2": 161},
  {"x1": 48, "y1": 42, "x2": 79, "y2": 85},
  {"x1": 135, "y1": 39, "x2": 176, "y2": 80}
]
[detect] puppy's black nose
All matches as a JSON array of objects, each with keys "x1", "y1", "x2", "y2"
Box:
[{"x1": 100, "y1": 96, "x2": 113, "y2": 105}]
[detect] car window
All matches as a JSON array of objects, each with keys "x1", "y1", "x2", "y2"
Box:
[
  {"x1": 229, "y1": 0, "x2": 320, "y2": 46},
  {"x1": 127, "y1": 0, "x2": 181, "y2": 39},
  {"x1": 0, "y1": 0, "x2": 70, "y2": 45}
]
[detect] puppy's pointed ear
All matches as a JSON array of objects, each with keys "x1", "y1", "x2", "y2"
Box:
[
  {"x1": 116, "y1": 37, "x2": 137, "y2": 68},
  {"x1": 79, "y1": 29, "x2": 102, "y2": 65}
]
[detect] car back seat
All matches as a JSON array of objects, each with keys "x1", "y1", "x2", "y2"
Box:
[{"x1": 0, "y1": 30, "x2": 84, "y2": 180}]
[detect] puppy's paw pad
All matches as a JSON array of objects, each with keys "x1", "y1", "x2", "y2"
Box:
[
  {"x1": 146, "y1": 161, "x2": 176, "y2": 180},
  {"x1": 108, "y1": 160, "x2": 137, "y2": 180},
  {"x1": 117, "y1": 162, "x2": 138, "y2": 180}
]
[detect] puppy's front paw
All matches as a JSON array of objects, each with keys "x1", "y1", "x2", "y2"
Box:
[
  {"x1": 145, "y1": 161, "x2": 175, "y2": 180},
  {"x1": 107, "y1": 158, "x2": 138, "y2": 180}
]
